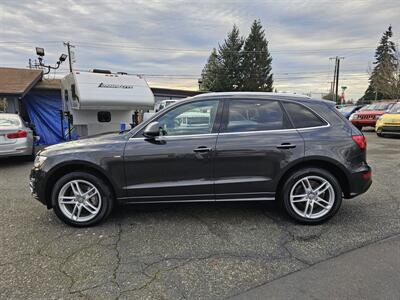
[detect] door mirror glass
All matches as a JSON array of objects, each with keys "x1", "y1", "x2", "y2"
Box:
[{"x1": 143, "y1": 121, "x2": 161, "y2": 138}]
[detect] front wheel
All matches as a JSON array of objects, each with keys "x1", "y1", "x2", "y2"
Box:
[
  {"x1": 52, "y1": 172, "x2": 114, "y2": 227},
  {"x1": 376, "y1": 128, "x2": 384, "y2": 137},
  {"x1": 281, "y1": 168, "x2": 342, "y2": 224}
]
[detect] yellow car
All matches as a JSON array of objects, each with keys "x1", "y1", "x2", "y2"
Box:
[{"x1": 375, "y1": 102, "x2": 400, "y2": 137}]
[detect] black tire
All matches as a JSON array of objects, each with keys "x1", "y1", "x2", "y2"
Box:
[
  {"x1": 52, "y1": 172, "x2": 114, "y2": 227},
  {"x1": 355, "y1": 125, "x2": 363, "y2": 131},
  {"x1": 376, "y1": 128, "x2": 384, "y2": 137},
  {"x1": 280, "y1": 168, "x2": 342, "y2": 224}
]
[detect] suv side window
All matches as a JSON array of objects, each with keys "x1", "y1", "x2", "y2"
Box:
[
  {"x1": 224, "y1": 99, "x2": 290, "y2": 133},
  {"x1": 283, "y1": 102, "x2": 327, "y2": 128},
  {"x1": 156, "y1": 100, "x2": 219, "y2": 136}
]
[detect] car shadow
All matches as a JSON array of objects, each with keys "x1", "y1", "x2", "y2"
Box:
[{"x1": 108, "y1": 200, "x2": 292, "y2": 224}]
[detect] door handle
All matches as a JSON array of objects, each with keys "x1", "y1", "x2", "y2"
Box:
[
  {"x1": 193, "y1": 146, "x2": 212, "y2": 153},
  {"x1": 276, "y1": 143, "x2": 296, "y2": 149}
]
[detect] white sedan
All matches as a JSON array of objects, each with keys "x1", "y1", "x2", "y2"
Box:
[{"x1": 0, "y1": 113, "x2": 35, "y2": 158}]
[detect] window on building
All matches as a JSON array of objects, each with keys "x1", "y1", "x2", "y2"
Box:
[{"x1": 98, "y1": 111, "x2": 111, "y2": 122}]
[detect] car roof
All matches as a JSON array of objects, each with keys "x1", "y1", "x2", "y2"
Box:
[{"x1": 189, "y1": 91, "x2": 334, "y2": 107}]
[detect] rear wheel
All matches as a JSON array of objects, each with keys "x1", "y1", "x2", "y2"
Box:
[
  {"x1": 52, "y1": 172, "x2": 114, "y2": 227},
  {"x1": 281, "y1": 168, "x2": 342, "y2": 224}
]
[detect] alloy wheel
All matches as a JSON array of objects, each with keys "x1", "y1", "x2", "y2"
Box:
[
  {"x1": 58, "y1": 179, "x2": 102, "y2": 222},
  {"x1": 289, "y1": 175, "x2": 335, "y2": 219}
]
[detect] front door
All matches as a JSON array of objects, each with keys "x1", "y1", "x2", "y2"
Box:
[
  {"x1": 123, "y1": 99, "x2": 222, "y2": 203},
  {"x1": 214, "y1": 98, "x2": 304, "y2": 200}
]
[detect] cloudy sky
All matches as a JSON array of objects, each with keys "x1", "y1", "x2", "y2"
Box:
[{"x1": 1, "y1": 0, "x2": 399, "y2": 100}]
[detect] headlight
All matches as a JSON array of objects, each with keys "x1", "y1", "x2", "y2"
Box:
[
  {"x1": 377, "y1": 116, "x2": 383, "y2": 121},
  {"x1": 34, "y1": 155, "x2": 47, "y2": 168},
  {"x1": 349, "y1": 114, "x2": 356, "y2": 120}
]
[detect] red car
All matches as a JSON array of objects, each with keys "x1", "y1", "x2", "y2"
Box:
[{"x1": 350, "y1": 102, "x2": 395, "y2": 130}]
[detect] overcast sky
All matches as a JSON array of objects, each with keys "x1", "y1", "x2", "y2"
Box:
[{"x1": 1, "y1": 0, "x2": 399, "y2": 100}]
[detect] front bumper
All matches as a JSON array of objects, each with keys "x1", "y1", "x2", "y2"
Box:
[
  {"x1": 351, "y1": 119, "x2": 377, "y2": 127},
  {"x1": 381, "y1": 125, "x2": 400, "y2": 135},
  {"x1": 346, "y1": 164, "x2": 372, "y2": 198},
  {"x1": 30, "y1": 167, "x2": 48, "y2": 207}
]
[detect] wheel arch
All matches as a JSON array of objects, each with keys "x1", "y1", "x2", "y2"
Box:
[
  {"x1": 44, "y1": 161, "x2": 117, "y2": 209},
  {"x1": 276, "y1": 157, "x2": 351, "y2": 199}
]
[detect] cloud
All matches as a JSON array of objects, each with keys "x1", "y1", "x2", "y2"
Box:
[{"x1": 0, "y1": 0, "x2": 399, "y2": 100}]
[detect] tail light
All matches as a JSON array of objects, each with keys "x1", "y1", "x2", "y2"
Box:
[
  {"x1": 7, "y1": 130, "x2": 28, "y2": 139},
  {"x1": 352, "y1": 135, "x2": 366, "y2": 150}
]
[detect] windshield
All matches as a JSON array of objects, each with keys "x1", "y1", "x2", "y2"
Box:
[
  {"x1": 338, "y1": 106, "x2": 357, "y2": 113},
  {"x1": 362, "y1": 103, "x2": 392, "y2": 111},
  {"x1": 388, "y1": 103, "x2": 400, "y2": 114},
  {"x1": 0, "y1": 114, "x2": 21, "y2": 127}
]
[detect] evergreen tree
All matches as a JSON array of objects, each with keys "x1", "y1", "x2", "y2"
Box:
[
  {"x1": 241, "y1": 20, "x2": 273, "y2": 91},
  {"x1": 217, "y1": 25, "x2": 244, "y2": 91},
  {"x1": 199, "y1": 48, "x2": 221, "y2": 91},
  {"x1": 362, "y1": 25, "x2": 397, "y2": 100}
]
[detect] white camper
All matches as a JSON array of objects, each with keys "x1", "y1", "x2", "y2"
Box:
[{"x1": 61, "y1": 70, "x2": 154, "y2": 137}]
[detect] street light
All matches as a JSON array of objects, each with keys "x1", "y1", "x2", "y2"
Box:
[
  {"x1": 59, "y1": 54, "x2": 68, "y2": 62},
  {"x1": 34, "y1": 46, "x2": 67, "y2": 74},
  {"x1": 36, "y1": 47, "x2": 45, "y2": 57}
]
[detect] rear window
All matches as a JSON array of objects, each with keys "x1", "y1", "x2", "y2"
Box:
[
  {"x1": 283, "y1": 102, "x2": 327, "y2": 128},
  {"x1": 0, "y1": 115, "x2": 21, "y2": 127}
]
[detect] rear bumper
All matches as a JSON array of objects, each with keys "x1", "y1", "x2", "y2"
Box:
[
  {"x1": 345, "y1": 165, "x2": 372, "y2": 199},
  {"x1": 0, "y1": 138, "x2": 33, "y2": 157}
]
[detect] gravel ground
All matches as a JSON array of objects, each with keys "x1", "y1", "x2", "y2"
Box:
[{"x1": 0, "y1": 131, "x2": 399, "y2": 299}]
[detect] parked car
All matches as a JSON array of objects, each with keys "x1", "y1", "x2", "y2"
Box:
[
  {"x1": 0, "y1": 113, "x2": 35, "y2": 158},
  {"x1": 338, "y1": 105, "x2": 364, "y2": 119},
  {"x1": 375, "y1": 102, "x2": 400, "y2": 137},
  {"x1": 349, "y1": 102, "x2": 394, "y2": 130},
  {"x1": 30, "y1": 92, "x2": 372, "y2": 227}
]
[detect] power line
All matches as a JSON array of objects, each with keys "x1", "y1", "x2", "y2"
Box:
[{"x1": 0, "y1": 40, "x2": 376, "y2": 54}]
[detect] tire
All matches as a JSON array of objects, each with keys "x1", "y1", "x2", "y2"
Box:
[
  {"x1": 376, "y1": 128, "x2": 384, "y2": 137},
  {"x1": 52, "y1": 172, "x2": 114, "y2": 227},
  {"x1": 355, "y1": 125, "x2": 363, "y2": 131},
  {"x1": 280, "y1": 168, "x2": 342, "y2": 224}
]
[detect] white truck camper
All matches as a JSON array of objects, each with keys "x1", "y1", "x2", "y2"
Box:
[{"x1": 61, "y1": 70, "x2": 154, "y2": 137}]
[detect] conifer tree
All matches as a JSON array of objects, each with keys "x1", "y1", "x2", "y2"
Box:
[
  {"x1": 241, "y1": 20, "x2": 273, "y2": 91},
  {"x1": 362, "y1": 26, "x2": 397, "y2": 101},
  {"x1": 217, "y1": 25, "x2": 244, "y2": 91},
  {"x1": 199, "y1": 48, "x2": 221, "y2": 91}
]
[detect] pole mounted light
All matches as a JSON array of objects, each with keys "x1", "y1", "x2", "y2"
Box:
[{"x1": 34, "y1": 46, "x2": 68, "y2": 74}]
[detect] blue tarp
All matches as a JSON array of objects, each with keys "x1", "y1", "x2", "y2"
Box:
[{"x1": 22, "y1": 90, "x2": 76, "y2": 145}]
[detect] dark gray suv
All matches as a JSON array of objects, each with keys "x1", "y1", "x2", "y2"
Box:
[{"x1": 30, "y1": 92, "x2": 372, "y2": 227}]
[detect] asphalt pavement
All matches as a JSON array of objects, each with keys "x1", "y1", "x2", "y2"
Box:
[{"x1": 0, "y1": 131, "x2": 399, "y2": 299}]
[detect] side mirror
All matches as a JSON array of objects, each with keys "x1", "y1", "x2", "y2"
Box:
[{"x1": 143, "y1": 121, "x2": 161, "y2": 138}]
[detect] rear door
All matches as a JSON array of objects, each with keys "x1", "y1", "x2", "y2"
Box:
[{"x1": 214, "y1": 98, "x2": 304, "y2": 200}]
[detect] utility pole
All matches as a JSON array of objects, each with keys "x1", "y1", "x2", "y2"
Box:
[
  {"x1": 63, "y1": 41, "x2": 75, "y2": 72},
  {"x1": 335, "y1": 58, "x2": 340, "y2": 105},
  {"x1": 330, "y1": 57, "x2": 337, "y2": 101},
  {"x1": 329, "y1": 56, "x2": 344, "y2": 104}
]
